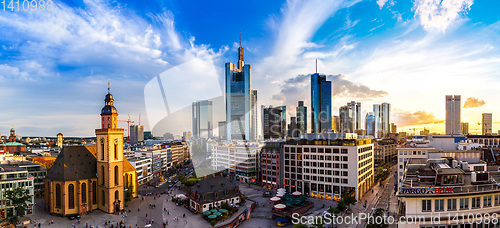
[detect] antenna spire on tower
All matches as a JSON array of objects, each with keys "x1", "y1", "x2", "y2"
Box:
[
  {"x1": 315, "y1": 59, "x2": 318, "y2": 73},
  {"x1": 107, "y1": 80, "x2": 111, "y2": 93},
  {"x1": 239, "y1": 31, "x2": 242, "y2": 47}
]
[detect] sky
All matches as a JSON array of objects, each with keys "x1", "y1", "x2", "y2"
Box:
[{"x1": 1, "y1": 0, "x2": 500, "y2": 137}]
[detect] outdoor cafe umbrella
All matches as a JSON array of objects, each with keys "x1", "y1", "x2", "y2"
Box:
[
  {"x1": 270, "y1": 197, "x2": 281, "y2": 202},
  {"x1": 202, "y1": 211, "x2": 211, "y2": 215},
  {"x1": 219, "y1": 209, "x2": 228, "y2": 213},
  {"x1": 208, "y1": 215, "x2": 217, "y2": 219},
  {"x1": 292, "y1": 191, "x2": 302, "y2": 196},
  {"x1": 210, "y1": 209, "x2": 218, "y2": 213},
  {"x1": 213, "y1": 212, "x2": 222, "y2": 216},
  {"x1": 274, "y1": 204, "x2": 286, "y2": 209}
]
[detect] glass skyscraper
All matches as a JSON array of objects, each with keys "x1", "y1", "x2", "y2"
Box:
[
  {"x1": 445, "y1": 95, "x2": 461, "y2": 135},
  {"x1": 261, "y1": 105, "x2": 286, "y2": 139},
  {"x1": 296, "y1": 101, "x2": 307, "y2": 134},
  {"x1": 339, "y1": 105, "x2": 354, "y2": 133},
  {"x1": 225, "y1": 44, "x2": 256, "y2": 140},
  {"x1": 373, "y1": 102, "x2": 390, "y2": 137},
  {"x1": 365, "y1": 112, "x2": 376, "y2": 136},
  {"x1": 311, "y1": 73, "x2": 331, "y2": 133},
  {"x1": 192, "y1": 100, "x2": 213, "y2": 138}
]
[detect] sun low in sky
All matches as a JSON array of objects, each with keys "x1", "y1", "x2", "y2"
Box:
[{"x1": 0, "y1": 0, "x2": 499, "y2": 137}]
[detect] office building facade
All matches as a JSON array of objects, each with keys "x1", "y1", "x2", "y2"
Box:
[
  {"x1": 218, "y1": 121, "x2": 227, "y2": 140},
  {"x1": 211, "y1": 142, "x2": 262, "y2": 183},
  {"x1": 192, "y1": 100, "x2": 213, "y2": 138},
  {"x1": 225, "y1": 42, "x2": 257, "y2": 141},
  {"x1": 296, "y1": 101, "x2": 307, "y2": 135},
  {"x1": 339, "y1": 105, "x2": 354, "y2": 133},
  {"x1": 373, "y1": 103, "x2": 391, "y2": 137},
  {"x1": 129, "y1": 125, "x2": 144, "y2": 145},
  {"x1": 366, "y1": 112, "x2": 376, "y2": 137},
  {"x1": 445, "y1": 95, "x2": 461, "y2": 135},
  {"x1": 311, "y1": 73, "x2": 331, "y2": 133},
  {"x1": 260, "y1": 142, "x2": 284, "y2": 190},
  {"x1": 261, "y1": 105, "x2": 286, "y2": 139},
  {"x1": 482, "y1": 113, "x2": 493, "y2": 135},
  {"x1": 461, "y1": 122, "x2": 469, "y2": 135}
]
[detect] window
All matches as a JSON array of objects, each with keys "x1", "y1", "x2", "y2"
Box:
[
  {"x1": 495, "y1": 195, "x2": 500, "y2": 206},
  {"x1": 435, "y1": 199, "x2": 444, "y2": 211},
  {"x1": 447, "y1": 199, "x2": 456, "y2": 211},
  {"x1": 68, "y1": 184, "x2": 75, "y2": 209},
  {"x1": 101, "y1": 166, "x2": 105, "y2": 185},
  {"x1": 484, "y1": 196, "x2": 492, "y2": 207},
  {"x1": 460, "y1": 198, "x2": 469, "y2": 210},
  {"x1": 422, "y1": 200, "x2": 431, "y2": 212},
  {"x1": 92, "y1": 181, "x2": 97, "y2": 204},
  {"x1": 81, "y1": 183, "x2": 87, "y2": 204},
  {"x1": 472, "y1": 197, "x2": 480, "y2": 209},
  {"x1": 115, "y1": 166, "x2": 119, "y2": 186},
  {"x1": 114, "y1": 143, "x2": 118, "y2": 159},
  {"x1": 341, "y1": 149, "x2": 348, "y2": 154},
  {"x1": 55, "y1": 184, "x2": 61, "y2": 209}
]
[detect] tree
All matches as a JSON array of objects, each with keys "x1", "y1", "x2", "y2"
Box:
[
  {"x1": 5, "y1": 187, "x2": 31, "y2": 220},
  {"x1": 124, "y1": 184, "x2": 135, "y2": 202},
  {"x1": 366, "y1": 208, "x2": 388, "y2": 228}
]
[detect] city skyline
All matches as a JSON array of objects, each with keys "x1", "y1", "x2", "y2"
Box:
[{"x1": 1, "y1": 0, "x2": 500, "y2": 136}]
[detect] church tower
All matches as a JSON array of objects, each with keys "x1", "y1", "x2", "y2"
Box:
[{"x1": 95, "y1": 82, "x2": 124, "y2": 213}]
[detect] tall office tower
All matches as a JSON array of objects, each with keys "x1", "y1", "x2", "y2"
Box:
[
  {"x1": 445, "y1": 95, "x2": 461, "y2": 135},
  {"x1": 339, "y1": 105, "x2": 354, "y2": 133},
  {"x1": 218, "y1": 121, "x2": 227, "y2": 140},
  {"x1": 391, "y1": 123, "x2": 397, "y2": 134},
  {"x1": 296, "y1": 101, "x2": 307, "y2": 134},
  {"x1": 373, "y1": 103, "x2": 391, "y2": 137},
  {"x1": 288, "y1": 117, "x2": 298, "y2": 137},
  {"x1": 251, "y1": 90, "x2": 258, "y2": 140},
  {"x1": 461, "y1": 122, "x2": 469, "y2": 135},
  {"x1": 482, "y1": 113, "x2": 493, "y2": 135},
  {"x1": 311, "y1": 73, "x2": 332, "y2": 133},
  {"x1": 261, "y1": 106, "x2": 286, "y2": 139},
  {"x1": 192, "y1": 100, "x2": 213, "y2": 138},
  {"x1": 225, "y1": 42, "x2": 255, "y2": 140},
  {"x1": 129, "y1": 124, "x2": 144, "y2": 145},
  {"x1": 365, "y1": 112, "x2": 376, "y2": 136},
  {"x1": 331, "y1": 116, "x2": 340, "y2": 132},
  {"x1": 347, "y1": 101, "x2": 362, "y2": 131}
]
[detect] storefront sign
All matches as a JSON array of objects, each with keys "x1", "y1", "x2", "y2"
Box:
[{"x1": 399, "y1": 186, "x2": 455, "y2": 194}]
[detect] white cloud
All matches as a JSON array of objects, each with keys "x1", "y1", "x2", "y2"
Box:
[
  {"x1": 413, "y1": 0, "x2": 473, "y2": 32},
  {"x1": 377, "y1": 0, "x2": 388, "y2": 9},
  {"x1": 0, "y1": 64, "x2": 30, "y2": 80}
]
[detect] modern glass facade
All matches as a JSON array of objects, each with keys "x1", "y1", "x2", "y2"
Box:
[
  {"x1": 296, "y1": 101, "x2": 307, "y2": 134},
  {"x1": 311, "y1": 73, "x2": 331, "y2": 133},
  {"x1": 192, "y1": 100, "x2": 213, "y2": 138},
  {"x1": 445, "y1": 95, "x2": 461, "y2": 135},
  {"x1": 366, "y1": 112, "x2": 376, "y2": 136},
  {"x1": 373, "y1": 102, "x2": 390, "y2": 137},
  {"x1": 262, "y1": 106, "x2": 286, "y2": 139},
  {"x1": 225, "y1": 45, "x2": 256, "y2": 140},
  {"x1": 339, "y1": 105, "x2": 354, "y2": 133}
]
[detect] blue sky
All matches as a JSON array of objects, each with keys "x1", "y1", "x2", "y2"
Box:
[{"x1": 1, "y1": 0, "x2": 500, "y2": 137}]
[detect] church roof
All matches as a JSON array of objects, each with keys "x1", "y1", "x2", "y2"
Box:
[
  {"x1": 84, "y1": 145, "x2": 97, "y2": 157},
  {"x1": 188, "y1": 176, "x2": 240, "y2": 204},
  {"x1": 46, "y1": 146, "x2": 97, "y2": 181},
  {"x1": 123, "y1": 159, "x2": 135, "y2": 172}
]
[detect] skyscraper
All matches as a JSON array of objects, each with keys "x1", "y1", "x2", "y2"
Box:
[
  {"x1": 482, "y1": 113, "x2": 492, "y2": 135},
  {"x1": 347, "y1": 101, "x2": 361, "y2": 131},
  {"x1": 129, "y1": 124, "x2": 144, "y2": 145},
  {"x1": 251, "y1": 90, "x2": 258, "y2": 140},
  {"x1": 373, "y1": 103, "x2": 390, "y2": 137},
  {"x1": 261, "y1": 105, "x2": 286, "y2": 139},
  {"x1": 192, "y1": 100, "x2": 213, "y2": 138},
  {"x1": 225, "y1": 42, "x2": 256, "y2": 140},
  {"x1": 445, "y1": 95, "x2": 461, "y2": 135},
  {"x1": 218, "y1": 121, "x2": 227, "y2": 140},
  {"x1": 339, "y1": 105, "x2": 354, "y2": 133},
  {"x1": 391, "y1": 123, "x2": 397, "y2": 134},
  {"x1": 288, "y1": 117, "x2": 298, "y2": 137},
  {"x1": 366, "y1": 112, "x2": 376, "y2": 136},
  {"x1": 461, "y1": 122, "x2": 469, "y2": 135},
  {"x1": 311, "y1": 73, "x2": 331, "y2": 133},
  {"x1": 296, "y1": 101, "x2": 307, "y2": 134},
  {"x1": 331, "y1": 116, "x2": 340, "y2": 132}
]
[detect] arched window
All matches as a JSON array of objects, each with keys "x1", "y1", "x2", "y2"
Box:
[
  {"x1": 115, "y1": 190, "x2": 119, "y2": 200},
  {"x1": 101, "y1": 190, "x2": 105, "y2": 206},
  {"x1": 100, "y1": 139, "x2": 105, "y2": 160},
  {"x1": 114, "y1": 143, "x2": 118, "y2": 159},
  {"x1": 55, "y1": 184, "x2": 61, "y2": 209},
  {"x1": 125, "y1": 173, "x2": 129, "y2": 187},
  {"x1": 81, "y1": 183, "x2": 87, "y2": 204},
  {"x1": 92, "y1": 181, "x2": 97, "y2": 204},
  {"x1": 101, "y1": 166, "x2": 105, "y2": 185},
  {"x1": 68, "y1": 184, "x2": 75, "y2": 209},
  {"x1": 114, "y1": 166, "x2": 119, "y2": 186}
]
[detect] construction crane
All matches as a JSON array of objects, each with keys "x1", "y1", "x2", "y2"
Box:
[{"x1": 118, "y1": 114, "x2": 134, "y2": 144}]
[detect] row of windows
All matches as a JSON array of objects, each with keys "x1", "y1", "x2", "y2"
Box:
[
  {"x1": 302, "y1": 162, "x2": 349, "y2": 169},
  {"x1": 358, "y1": 152, "x2": 373, "y2": 161},
  {"x1": 358, "y1": 157, "x2": 373, "y2": 169},
  {"x1": 422, "y1": 195, "x2": 500, "y2": 212},
  {"x1": 400, "y1": 150, "x2": 426, "y2": 156},
  {"x1": 284, "y1": 147, "x2": 349, "y2": 154},
  {"x1": 357, "y1": 146, "x2": 373, "y2": 154},
  {"x1": 303, "y1": 175, "x2": 348, "y2": 184}
]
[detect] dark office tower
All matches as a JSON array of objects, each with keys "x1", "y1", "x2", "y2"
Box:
[
  {"x1": 296, "y1": 101, "x2": 307, "y2": 134},
  {"x1": 192, "y1": 100, "x2": 213, "y2": 138},
  {"x1": 262, "y1": 106, "x2": 286, "y2": 139},
  {"x1": 311, "y1": 73, "x2": 332, "y2": 133},
  {"x1": 225, "y1": 41, "x2": 255, "y2": 140},
  {"x1": 288, "y1": 117, "x2": 298, "y2": 137}
]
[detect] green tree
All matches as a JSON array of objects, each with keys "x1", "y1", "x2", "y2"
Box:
[
  {"x1": 124, "y1": 184, "x2": 135, "y2": 202},
  {"x1": 366, "y1": 208, "x2": 389, "y2": 228},
  {"x1": 5, "y1": 187, "x2": 31, "y2": 220}
]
